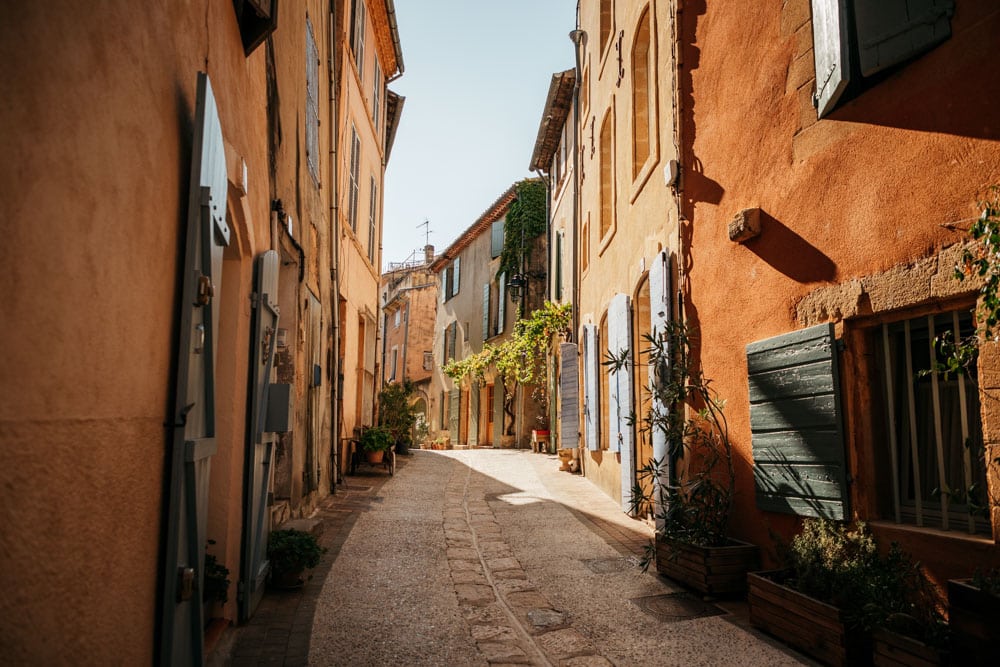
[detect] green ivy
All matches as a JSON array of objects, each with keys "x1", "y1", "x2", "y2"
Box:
[{"x1": 497, "y1": 178, "x2": 547, "y2": 280}]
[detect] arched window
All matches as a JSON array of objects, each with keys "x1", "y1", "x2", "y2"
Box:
[
  {"x1": 600, "y1": 0, "x2": 613, "y2": 55},
  {"x1": 631, "y1": 8, "x2": 652, "y2": 178},
  {"x1": 600, "y1": 110, "x2": 613, "y2": 238}
]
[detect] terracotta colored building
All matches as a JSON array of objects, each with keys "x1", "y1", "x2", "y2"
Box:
[
  {"x1": 380, "y1": 247, "x2": 439, "y2": 431},
  {"x1": 678, "y1": 0, "x2": 1000, "y2": 581},
  {"x1": 0, "y1": 1, "x2": 403, "y2": 663}
]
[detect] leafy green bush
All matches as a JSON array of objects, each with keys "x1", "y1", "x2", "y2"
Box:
[
  {"x1": 786, "y1": 519, "x2": 947, "y2": 647},
  {"x1": 377, "y1": 381, "x2": 417, "y2": 445},
  {"x1": 203, "y1": 539, "x2": 230, "y2": 604},
  {"x1": 267, "y1": 529, "x2": 325, "y2": 577}
]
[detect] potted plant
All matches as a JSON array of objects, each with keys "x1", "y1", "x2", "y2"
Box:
[
  {"x1": 948, "y1": 568, "x2": 999, "y2": 664},
  {"x1": 202, "y1": 540, "x2": 230, "y2": 625},
  {"x1": 267, "y1": 528, "x2": 325, "y2": 588},
  {"x1": 624, "y1": 321, "x2": 759, "y2": 596},
  {"x1": 359, "y1": 425, "x2": 393, "y2": 463}
]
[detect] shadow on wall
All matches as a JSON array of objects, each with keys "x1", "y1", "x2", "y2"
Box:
[
  {"x1": 743, "y1": 211, "x2": 836, "y2": 284},
  {"x1": 829, "y1": 5, "x2": 1000, "y2": 141}
]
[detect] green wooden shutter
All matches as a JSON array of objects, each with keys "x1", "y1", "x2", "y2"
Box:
[
  {"x1": 810, "y1": 0, "x2": 851, "y2": 118},
  {"x1": 482, "y1": 284, "x2": 490, "y2": 340},
  {"x1": 558, "y1": 342, "x2": 579, "y2": 449},
  {"x1": 854, "y1": 0, "x2": 953, "y2": 77},
  {"x1": 747, "y1": 323, "x2": 849, "y2": 520},
  {"x1": 469, "y1": 382, "x2": 479, "y2": 447},
  {"x1": 497, "y1": 273, "x2": 506, "y2": 335},
  {"x1": 449, "y1": 388, "x2": 461, "y2": 443}
]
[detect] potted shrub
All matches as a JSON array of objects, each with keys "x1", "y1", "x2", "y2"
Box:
[
  {"x1": 377, "y1": 381, "x2": 418, "y2": 456},
  {"x1": 202, "y1": 540, "x2": 230, "y2": 625},
  {"x1": 267, "y1": 529, "x2": 325, "y2": 588},
  {"x1": 359, "y1": 425, "x2": 393, "y2": 464},
  {"x1": 626, "y1": 321, "x2": 759, "y2": 596},
  {"x1": 948, "y1": 568, "x2": 999, "y2": 664}
]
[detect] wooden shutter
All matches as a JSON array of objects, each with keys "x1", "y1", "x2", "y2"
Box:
[
  {"x1": 497, "y1": 273, "x2": 506, "y2": 335},
  {"x1": 582, "y1": 324, "x2": 600, "y2": 451},
  {"x1": 449, "y1": 321, "x2": 458, "y2": 361},
  {"x1": 555, "y1": 232, "x2": 563, "y2": 301},
  {"x1": 449, "y1": 388, "x2": 461, "y2": 443},
  {"x1": 810, "y1": 0, "x2": 851, "y2": 118},
  {"x1": 491, "y1": 219, "x2": 504, "y2": 258},
  {"x1": 452, "y1": 257, "x2": 461, "y2": 296},
  {"x1": 648, "y1": 251, "x2": 672, "y2": 528},
  {"x1": 482, "y1": 284, "x2": 490, "y2": 340},
  {"x1": 469, "y1": 382, "x2": 479, "y2": 447},
  {"x1": 747, "y1": 323, "x2": 849, "y2": 520},
  {"x1": 609, "y1": 293, "x2": 634, "y2": 512},
  {"x1": 559, "y1": 342, "x2": 580, "y2": 449},
  {"x1": 854, "y1": 0, "x2": 953, "y2": 77}
]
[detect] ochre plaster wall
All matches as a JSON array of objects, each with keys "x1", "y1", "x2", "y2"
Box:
[
  {"x1": 0, "y1": 2, "x2": 275, "y2": 661},
  {"x1": 682, "y1": 0, "x2": 1000, "y2": 576}
]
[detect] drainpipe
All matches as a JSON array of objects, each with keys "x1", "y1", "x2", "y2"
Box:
[
  {"x1": 328, "y1": 2, "x2": 341, "y2": 490},
  {"x1": 569, "y1": 26, "x2": 586, "y2": 344}
]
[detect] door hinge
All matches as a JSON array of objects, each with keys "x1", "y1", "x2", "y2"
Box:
[{"x1": 250, "y1": 292, "x2": 260, "y2": 308}]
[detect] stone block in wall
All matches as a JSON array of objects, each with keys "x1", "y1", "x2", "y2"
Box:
[
  {"x1": 728, "y1": 208, "x2": 761, "y2": 243},
  {"x1": 787, "y1": 48, "x2": 815, "y2": 96},
  {"x1": 781, "y1": 0, "x2": 811, "y2": 39},
  {"x1": 931, "y1": 242, "x2": 984, "y2": 298},
  {"x1": 860, "y1": 256, "x2": 936, "y2": 313},
  {"x1": 796, "y1": 280, "x2": 864, "y2": 327}
]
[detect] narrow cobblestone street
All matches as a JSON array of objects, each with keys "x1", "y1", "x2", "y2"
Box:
[{"x1": 226, "y1": 450, "x2": 811, "y2": 666}]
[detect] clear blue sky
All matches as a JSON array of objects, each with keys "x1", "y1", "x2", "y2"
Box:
[{"x1": 382, "y1": 0, "x2": 577, "y2": 268}]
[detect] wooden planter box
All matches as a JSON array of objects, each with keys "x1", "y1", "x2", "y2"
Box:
[
  {"x1": 655, "y1": 537, "x2": 759, "y2": 596},
  {"x1": 748, "y1": 570, "x2": 871, "y2": 667},
  {"x1": 948, "y1": 578, "x2": 999, "y2": 665},
  {"x1": 872, "y1": 628, "x2": 947, "y2": 667}
]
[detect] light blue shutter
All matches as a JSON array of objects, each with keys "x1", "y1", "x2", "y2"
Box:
[
  {"x1": 482, "y1": 284, "x2": 490, "y2": 340},
  {"x1": 452, "y1": 257, "x2": 461, "y2": 296},
  {"x1": 810, "y1": 0, "x2": 851, "y2": 118},
  {"x1": 582, "y1": 324, "x2": 600, "y2": 451},
  {"x1": 609, "y1": 293, "x2": 634, "y2": 512},
  {"x1": 559, "y1": 342, "x2": 580, "y2": 449},
  {"x1": 854, "y1": 0, "x2": 953, "y2": 77},
  {"x1": 491, "y1": 219, "x2": 504, "y2": 258},
  {"x1": 648, "y1": 252, "x2": 672, "y2": 529},
  {"x1": 747, "y1": 323, "x2": 849, "y2": 520},
  {"x1": 497, "y1": 274, "x2": 506, "y2": 335}
]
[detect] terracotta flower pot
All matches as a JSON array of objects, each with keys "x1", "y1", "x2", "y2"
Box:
[{"x1": 366, "y1": 450, "x2": 385, "y2": 464}]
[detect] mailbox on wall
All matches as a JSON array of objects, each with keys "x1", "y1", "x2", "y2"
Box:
[{"x1": 265, "y1": 383, "x2": 294, "y2": 433}]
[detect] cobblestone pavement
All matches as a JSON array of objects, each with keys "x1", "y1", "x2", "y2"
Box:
[{"x1": 226, "y1": 450, "x2": 812, "y2": 666}]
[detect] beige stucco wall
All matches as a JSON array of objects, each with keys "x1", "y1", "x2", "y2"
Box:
[{"x1": 576, "y1": 0, "x2": 679, "y2": 504}]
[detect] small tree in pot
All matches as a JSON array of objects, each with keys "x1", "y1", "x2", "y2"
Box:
[
  {"x1": 267, "y1": 529, "x2": 325, "y2": 588},
  {"x1": 377, "y1": 381, "x2": 418, "y2": 455}
]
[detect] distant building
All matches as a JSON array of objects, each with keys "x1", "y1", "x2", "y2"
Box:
[{"x1": 380, "y1": 246, "x2": 439, "y2": 435}]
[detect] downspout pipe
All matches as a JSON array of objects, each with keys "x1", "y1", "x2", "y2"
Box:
[
  {"x1": 569, "y1": 26, "x2": 586, "y2": 344},
  {"x1": 328, "y1": 2, "x2": 342, "y2": 490}
]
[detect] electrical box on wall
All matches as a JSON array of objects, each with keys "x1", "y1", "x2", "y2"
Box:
[{"x1": 265, "y1": 383, "x2": 294, "y2": 432}]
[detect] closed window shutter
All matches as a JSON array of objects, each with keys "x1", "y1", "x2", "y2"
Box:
[
  {"x1": 450, "y1": 321, "x2": 458, "y2": 360},
  {"x1": 555, "y1": 232, "x2": 563, "y2": 301},
  {"x1": 854, "y1": 0, "x2": 953, "y2": 77},
  {"x1": 747, "y1": 323, "x2": 849, "y2": 520},
  {"x1": 582, "y1": 324, "x2": 601, "y2": 451},
  {"x1": 442, "y1": 324, "x2": 448, "y2": 360},
  {"x1": 810, "y1": 0, "x2": 851, "y2": 118},
  {"x1": 609, "y1": 293, "x2": 634, "y2": 512},
  {"x1": 648, "y1": 251, "x2": 672, "y2": 529},
  {"x1": 452, "y1": 257, "x2": 461, "y2": 296},
  {"x1": 491, "y1": 219, "x2": 504, "y2": 258},
  {"x1": 559, "y1": 342, "x2": 580, "y2": 449},
  {"x1": 449, "y1": 388, "x2": 460, "y2": 443},
  {"x1": 482, "y1": 284, "x2": 490, "y2": 340},
  {"x1": 469, "y1": 382, "x2": 479, "y2": 447},
  {"x1": 497, "y1": 274, "x2": 506, "y2": 335}
]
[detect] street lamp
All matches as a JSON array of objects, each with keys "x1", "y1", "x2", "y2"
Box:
[{"x1": 506, "y1": 272, "x2": 527, "y2": 301}]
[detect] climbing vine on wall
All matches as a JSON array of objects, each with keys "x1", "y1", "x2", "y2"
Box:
[{"x1": 497, "y1": 178, "x2": 547, "y2": 280}]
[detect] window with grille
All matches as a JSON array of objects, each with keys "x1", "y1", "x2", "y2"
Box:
[{"x1": 875, "y1": 308, "x2": 988, "y2": 534}]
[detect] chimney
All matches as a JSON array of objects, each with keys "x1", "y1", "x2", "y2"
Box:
[{"x1": 424, "y1": 244, "x2": 434, "y2": 264}]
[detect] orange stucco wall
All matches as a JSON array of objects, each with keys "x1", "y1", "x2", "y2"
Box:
[{"x1": 681, "y1": 0, "x2": 1000, "y2": 578}]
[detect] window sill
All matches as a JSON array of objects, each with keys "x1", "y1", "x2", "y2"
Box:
[{"x1": 868, "y1": 520, "x2": 995, "y2": 547}]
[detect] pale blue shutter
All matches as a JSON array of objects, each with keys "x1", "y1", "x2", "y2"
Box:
[
  {"x1": 854, "y1": 0, "x2": 953, "y2": 77},
  {"x1": 582, "y1": 324, "x2": 600, "y2": 451},
  {"x1": 747, "y1": 323, "x2": 849, "y2": 520},
  {"x1": 491, "y1": 219, "x2": 504, "y2": 258},
  {"x1": 449, "y1": 388, "x2": 460, "y2": 443},
  {"x1": 810, "y1": 0, "x2": 851, "y2": 118},
  {"x1": 648, "y1": 252, "x2": 672, "y2": 529},
  {"x1": 609, "y1": 293, "x2": 634, "y2": 512},
  {"x1": 497, "y1": 274, "x2": 506, "y2": 335},
  {"x1": 559, "y1": 342, "x2": 580, "y2": 449},
  {"x1": 482, "y1": 284, "x2": 490, "y2": 340},
  {"x1": 452, "y1": 257, "x2": 461, "y2": 296}
]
